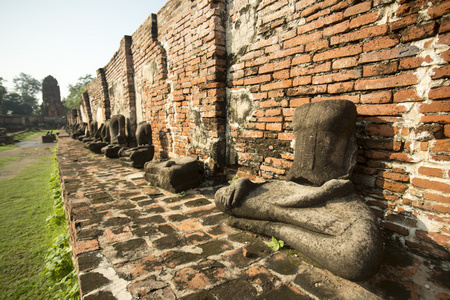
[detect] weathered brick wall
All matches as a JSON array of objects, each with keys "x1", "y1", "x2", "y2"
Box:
[
  {"x1": 131, "y1": 0, "x2": 228, "y2": 176},
  {"x1": 226, "y1": 0, "x2": 450, "y2": 258},
  {"x1": 78, "y1": 0, "x2": 449, "y2": 258}
]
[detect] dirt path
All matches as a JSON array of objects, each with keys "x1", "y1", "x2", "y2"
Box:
[{"x1": 0, "y1": 136, "x2": 56, "y2": 180}]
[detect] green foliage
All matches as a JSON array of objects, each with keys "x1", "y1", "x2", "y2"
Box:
[
  {"x1": 62, "y1": 74, "x2": 94, "y2": 111},
  {"x1": 177, "y1": 191, "x2": 187, "y2": 198},
  {"x1": 13, "y1": 73, "x2": 41, "y2": 97},
  {"x1": 1, "y1": 73, "x2": 41, "y2": 115},
  {"x1": 43, "y1": 157, "x2": 80, "y2": 300},
  {"x1": 268, "y1": 236, "x2": 284, "y2": 251},
  {"x1": 0, "y1": 142, "x2": 79, "y2": 299},
  {"x1": 228, "y1": 176, "x2": 239, "y2": 184}
]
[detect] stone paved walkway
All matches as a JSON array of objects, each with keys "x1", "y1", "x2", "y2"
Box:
[{"x1": 57, "y1": 131, "x2": 450, "y2": 300}]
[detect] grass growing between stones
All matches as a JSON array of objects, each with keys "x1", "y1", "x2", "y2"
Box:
[{"x1": 0, "y1": 149, "x2": 78, "y2": 299}]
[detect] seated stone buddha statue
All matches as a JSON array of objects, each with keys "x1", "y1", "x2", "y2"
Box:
[{"x1": 215, "y1": 100, "x2": 383, "y2": 281}]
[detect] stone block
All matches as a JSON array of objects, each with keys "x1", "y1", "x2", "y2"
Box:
[{"x1": 144, "y1": 157, "x2": 201, "y2": 193}]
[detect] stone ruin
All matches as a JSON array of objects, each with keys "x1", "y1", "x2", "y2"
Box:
[
  {"x1": 41, "y1": 75, "x2": 65, "y2": 117},
  {"x1": 42, "y1": 131, "x2": 57, "y2": 143},
  {"x1": 0, "y1": 128, "x2": 13, "y2": 145},
  {"x1": 66, "y1": 100, "x2": 384, "y2": 281},
  {"x1": 215, "y1": 100, "x2": 384, "y2": 280}
]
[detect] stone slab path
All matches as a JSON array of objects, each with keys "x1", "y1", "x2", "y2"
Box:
[{"x1": 56, "y1": 131, "x2": 450, "y2": 300}]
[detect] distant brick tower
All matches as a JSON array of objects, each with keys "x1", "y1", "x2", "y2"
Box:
[{"x1": 41, "y1": 75, "x2": 65, "y2": 117}]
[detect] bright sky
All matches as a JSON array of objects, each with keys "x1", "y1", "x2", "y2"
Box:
[{"x1": 0, "y1": 0, "x2": 168, "y2": 102}]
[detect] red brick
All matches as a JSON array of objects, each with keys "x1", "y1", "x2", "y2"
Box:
[
  {"x1": 297, "y1": 11, "x2": 344, "y2": 34},
  {"x1": 273, "y1": 69, "x2": 290, "y2": 79},
  {"x1": 432, "y1": 139, "x2": 450, "y2": 152},
  {"x1": 424, "y1": 191, "x2": 450, "y2": 204},
  {"x1": 350, "y1": 11, "x2": 380, "y2": 29},
  {"x1": 412, "y1": 177, "x2": 450, "y2": 193},
  {"x1": 313, "y1": 74, "x2": 333, "y2": 85},
  {"x1": 327, "y1": 82, "x2": 354, "y2": 94},
  {"x1": 305, "y1": 39, "x2": 329, "y2": 52},
  {"x1": 343, "y1": 1, "x2": 371, "y2": 18},
  {"x1": 295, "y1": 0, "x2": 315, "y2": 10},
  {"x1": 357, "y1": 103, "x2": 408, "y2": 116},
  {"x1": 399, "y1": 57, "x2": 425, "y2": 70},
  {"x1": 270, "y1": 46, "x2": 305, "y2": 60},
  {"x1": 390, "y1": 14, "x2": 419, "y2": 31},
  {"x1": 401, "y1": 21, "x2": 437, "y2": 42},
  {"x1": 265, "y1": 108, "x2": 282, "y2": 116},
  {"x1": 438, "y1": 32, "x2": 450, "y2": 46},
  {"x1": 330, "y1": 25, "x2": 388, "y2": 45},
  {"x1": 291, "y1": 62, "x2": 331, "y2": 76},
  {"x1": 428, "y1": 86, "x2": 450, "y2": 99},
  {"x1": 440, "y1": 15, "x2": 450, "y2": 33},
  {"x1": 323, "y1": 20, "x2": 350, "y2": 36},
  {"x1": 361, "y1": 91, "x2": 392, "y2": 104},
  {"x1": 306, "y1": 7, "x2": 330, "y2": 22},
  {"x1": 287, "y1": 85, "x2": 327, "y2": 96},
  {"x1": 260, "y1": 99, "x2": 288, "y2": 108},
  {"x1": 393, "y1": 89, "x2": 422, "y2": 103},
  {"x1": 332, "y1": 57, "x2": 359, "y2": 69},
  {"x1": 313, "y1": 44, "x2": 362, "y2": 62},
  {"x1": 418, "y1": 166, "x2": 445, "y2": 178},
  {"x1": 363, "y1": 61, "x2": 398, "y2": 77},
  {"x1": 292, "y1": 54, "x2": 312, "y2": 65},
  {"x1": 76, "y1": 239, "x2": 100, "y2": 255},
  {"x1": 333, "y1": 69, "x2": 361, "y2": 82},
  {"x1": 363, "y1": 36, "x2": 399, "y2": 52},
  {"x1": 290, "y1": 98, "x2": 310, "y2": 107},
  {"x1": 376, "y1": 179, "x2": 409, "y2": 193},
  {"x1": 261, "y1": 80, "x2": 293, "y2": 91},
  {"x1": 360, "y1": 46, "x2": 420, "y2": 63},
  {"x1": 284, "y1": 31, "x2": 323, "y2": 49},
  {"x1": 242, "y1": 131, "x2": 264, "y2": 138},
  {"x1": 244, "y1": 75, "x2": 271, "y2": 85},
  {"x1": 432, "y1": 65, "x2": 450, "y2": 79},
  {"x1": 396, "y1": 1, "x2": 427, "y2": 17},
  {"x1": 355, "y1": 73, "x2": 418, "y2": 90},
  {"x1": 266, "y1": 123, "x2": 283, "y2": 131},
  {"x1": 420, "y1": 101, "x2": 450, "y2": 113},
  {"x1": 428, "y1": 1, "x2": 450, "y2": 18},
  {"x1": 378, "y1": 171, "x2": 410, "y2": 182},
  {"x1": 259, "y1": 116, "x2": 283, "y2": 122},
  {"x1": 260, "y1": 164, "x2": 286, "y2": 174},
  {"x1": 259, "y1": 59, "x2": 291, "y2": 74},
  {"x1": 293, "y1": 76, "x2": 312, "y2": 86},
  {"x1": 278, "y1": 132, "x2": 295, "y2": 140},
  {"x1": 421, "y1": 115, "x2": 450, "y2": 124},
  {"x1": 380, "y1": 220, "x2": 409, "y2": 236}
]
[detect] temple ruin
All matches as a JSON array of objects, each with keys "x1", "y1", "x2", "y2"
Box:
[{"x1": 61, "y1": 0, "x2": 450, "y2": 298}]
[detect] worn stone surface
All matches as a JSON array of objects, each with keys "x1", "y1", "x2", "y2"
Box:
[
  {"x1": 215, "y1": 100, "x2": 383, "y2": 281},
  {"x1": 57, "y1": 131, "x2": 450, "y2": 299},
  {"x1": 144, "y1": 157, "x2": 201, "y2": 193}
]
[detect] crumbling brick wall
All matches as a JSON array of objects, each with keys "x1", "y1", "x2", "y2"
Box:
[{"x1": 79, "y1": 0, "x2": 449, "y2": 258}]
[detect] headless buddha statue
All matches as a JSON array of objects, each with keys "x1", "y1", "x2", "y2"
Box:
[{"x1": 215, "y1": 100, "x2": 383, "y2": 281}]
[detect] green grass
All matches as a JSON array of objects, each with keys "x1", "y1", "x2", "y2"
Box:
[
  {"x1": 0, "y1": 151, "x2": 74, "y2": 299},
  {"x1": 0, "y1": 156, "x2": 20, "y2": 169},
  {"x1": 0, "y1": 144, "x2": 17, "y2": 152}
]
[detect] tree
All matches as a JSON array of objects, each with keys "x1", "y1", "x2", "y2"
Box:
[
  {"x1": 62, "y1": 74, "x2": 94, "y2": 111},
  {"x1": 1, "y1": 73, "x2": 41, "y2": 115},
  {"x1": 13, "y1": 73, "x2": 41, "y2": 98},
  {"x1": 0, "y1": 78, "x2": 6, "y2": 114}
]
